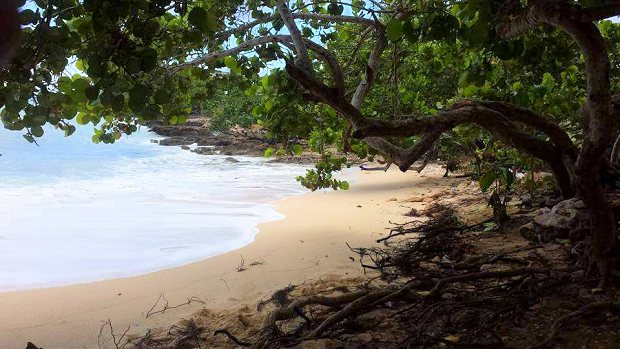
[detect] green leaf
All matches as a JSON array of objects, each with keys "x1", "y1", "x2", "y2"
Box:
[
  {"x1": 140, "y1": 47, "x2": 158, "y2": 72},
  {"x1": 386, "y1": 19, "x2": 404, "y2": 42},
  {"x1": 512, "y1": 81, "x2": 523, "y2": 91},
  {"x1": 76, "y1": 112, "x2": 90, "y2": 125},
  {"x1": 291, "y1": 144, "x2": 303, "y2": 155},
  {"x1": 224, "y1": 56, "x2": 240, "y2": 73},
  {"x1": 129, "y1": 86, "x2": 148, "y2": 112},
  {"x1": 19, "y1": 9, "x2": 38, "y2": 25},
  {"x1": 72, "y1": 78, "x2": 90, "y2": 91},
  {"x1": 85, "y1": 86, "x2": 99, "y2": 101},
  {"x1": 261, "y1": 75, "x2": 270, "y2": 88},
  {"x1": 154, "y1": 89, "x2": 171, "y2": 105},
  {"x1": 75, "y1": 59, "x2": 86, "y2": 72},
  {"x1": 265, "y1": 100, "x2": 274, "y2": 111},
  {"x1": 264, "y1": 147, "x2": 274, "y2": 158},
  {"x1": 31, "y1": 125, "x2": 44, "y2": 137},
  {"x1": 111, "y1": 94, "x2": 125, "y2": 112},
  {"x1": 188, "y1": 7, "x2": 217, "y2": 33},
  {"x1": 327, "y1": 3, "x2": 344, "y2": 15},
  {"x1": 65, "y1": 125, "x2": 76, "y2": 137},
  {"x1": 58, "y1": 77, "x2": 73, "y2": 94},
  {"x1": 338, "y1": 181, "x2": 350, "y2": 190},
  {"x1": 462, "y1": 85, "x2": 477, "y2": 97},
  {"x1": 479, "y1": 170, "x2": 496, "y2": 192}
]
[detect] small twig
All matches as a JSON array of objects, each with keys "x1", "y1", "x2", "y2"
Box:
[
  {"x1": 145, "y1": 294, "x2": 205, "y2": 318},
  {"x1": 144, "y1": 293, "x2": 164, "y2": 318},
  {"x1": 98, "y1": 319, "x2": 130, "y2": 349}
]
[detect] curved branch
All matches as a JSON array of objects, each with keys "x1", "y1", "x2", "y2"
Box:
[
  {"x1": 171, "y1": 35, "x2": 344, "y2": 93},
  {"x1": 393, "y1": 131, "x2": 443, "y2": 171},
  {"x1": 218, "y1": 12, "x2": 379, "y2": 40},
  {"x1": 171, "y1": 36, "x2": 283, "y2": 72},
  {"x1": 275, "y1": 0, "x2": 312, "y2": 73},
  {"x1": 351, "y1": 26, "x2": 387, "y2": 109},
  {"x1": 498, "y1": 1, "x2": 615, "y2": 276},
  {"x1": 352, "y1": 105, "x2": 561, "y2": 165},
  {"x1": 287, "y1": 62, "x2": 574, "y2": 196},
  {"x1": 454, "y1": 100, "x2": 579, "y2": 158}
]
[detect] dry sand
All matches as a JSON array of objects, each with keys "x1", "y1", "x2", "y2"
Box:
[{"x1": 0, "y1": 165, "x2": 450, "y2": 349}]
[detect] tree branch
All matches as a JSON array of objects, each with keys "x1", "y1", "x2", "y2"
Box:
[
  {"x1": 217, "y1": 12, "x2": 379, "y2": 40},
  {"x1": 351, "y1": 25, "x2": 387, "y2": 109},
  {"x1": 497, "y1": 0, "x2": 616, "y2": 273},
  {"x1": 275, "y1": 0, "x2": 312, "y2": 74},
  {"x1": 171, "y1": 35, "x2": 344, "y2": 93}
]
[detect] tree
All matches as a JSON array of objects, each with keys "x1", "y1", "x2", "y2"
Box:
[
  {"x1": 2, "y1": 0, "x2": 620, "y2": 283},
  {"x1": 0, "y1": 0, "x2": 21, "y2": 68}
]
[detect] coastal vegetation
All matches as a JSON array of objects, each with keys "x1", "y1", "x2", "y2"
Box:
[{"x1": 2, "y1": 0, "x2": 620, "y2": 347}]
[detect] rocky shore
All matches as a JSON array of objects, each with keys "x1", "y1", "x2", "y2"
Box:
[
  {"x1": 148, "y1": 114, "x2": 359, "y2": 164},
  {"x1": 148, "y1": 114, "x2": 274, "y2": 157}
]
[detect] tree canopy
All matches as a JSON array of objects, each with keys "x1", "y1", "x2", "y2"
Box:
[{"x1": 2, "y1": 0, "x2": 620, "y2": 280}]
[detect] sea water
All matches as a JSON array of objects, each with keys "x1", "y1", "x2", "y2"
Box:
[{"x1": 0, "y1": 124, "x2": 309, "y2": 291}]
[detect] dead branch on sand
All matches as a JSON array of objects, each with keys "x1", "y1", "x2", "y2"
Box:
[
  {"x1": 145, "y1": 293, "x2": 205, "y2": 318},
  {"x1": 98, "y1": 319, "x2": 130, "y2": 349}
]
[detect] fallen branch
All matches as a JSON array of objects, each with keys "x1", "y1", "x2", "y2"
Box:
[
  {"x1": 98, "y1": 319, "x2": 130, "y2": 349},
  {"x1": 145, "y1": 293, "x2": 205, "y2": 318}
]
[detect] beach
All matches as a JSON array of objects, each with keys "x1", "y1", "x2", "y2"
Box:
[{"x1": 0, "y1": 165, "x2": 447, "y2": 349}]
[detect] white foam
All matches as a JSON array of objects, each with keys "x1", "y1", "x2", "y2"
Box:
[{"x1": 0, "y1": 127, "x2": 310, "y2": 291}]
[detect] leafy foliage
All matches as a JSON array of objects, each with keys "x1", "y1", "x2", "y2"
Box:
[{"x1": 2, "y1": 0, "x2": 620, "y2": 193}]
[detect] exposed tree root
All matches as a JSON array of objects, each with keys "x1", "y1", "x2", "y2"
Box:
[
  {"x1": 236, "y1": 204, "x2": 578, "y2": 348},
  {"x1": 122, "y1": 204, "x2": 618, "y2": 348}
]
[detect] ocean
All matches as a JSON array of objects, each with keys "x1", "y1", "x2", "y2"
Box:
[{"x1": 0, "y1": 123, "x2": 309, "y2": 291}]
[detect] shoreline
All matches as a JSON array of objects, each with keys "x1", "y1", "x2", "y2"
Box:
[
  {"x1": 0, "y1": 151, "x2": 310, "y2": 292},
  {"x1": 0, "y1": 165, "x2": 444, "y2": 349}
]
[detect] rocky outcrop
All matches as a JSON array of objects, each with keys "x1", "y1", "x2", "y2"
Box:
[
  {"x1": 148, "y1": 114, "x2": 357, "y2": 164},
  {"x1": 520, "y1": 198, "x2": 590, "y2": 243},
  {"x1": 148, "y1": 114, "x2": 275, "y2": 157}
]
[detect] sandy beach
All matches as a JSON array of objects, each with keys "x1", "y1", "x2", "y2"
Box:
[{"x1": 0, "y1": 165, "x2": 448, "y2": 349}]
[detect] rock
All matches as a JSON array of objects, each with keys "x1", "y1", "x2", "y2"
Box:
[
  {"x1": 159, "y1": 137, "x2": 195, "y2": 146},
  {"x1": 544, "y1": 196, "x2": 562, "y2": 207},
  {"x1": 387, "y1": 198, "x2": 398, "y2": 202},
  {"x1": 149, "y1": 125, "x2": 202, "y2": 137},
  {"x1": 519, "y1": 194, "x2": 532, "y2": 208},
  {"x1": 192, "y1": 147, "x2": 218, "y2": 155},
  {"x1": 180, "y1": 145, "x2": 190, "y2": 150},
  {"x1": 225, "y1": 157, "x2": 240, "y2": 163},
  {"x1": 534, "y1": 198, "x2": 587, "y2": 232},
  {"x1": 521, "y1": 198, "x2": 589, "y2": 243},
  {"x1": 519, "y1": 222, "x2": 539, "y2": 242},
  {"x1": 25, "y1": 343, "x2": 40, "y2": 349}
]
